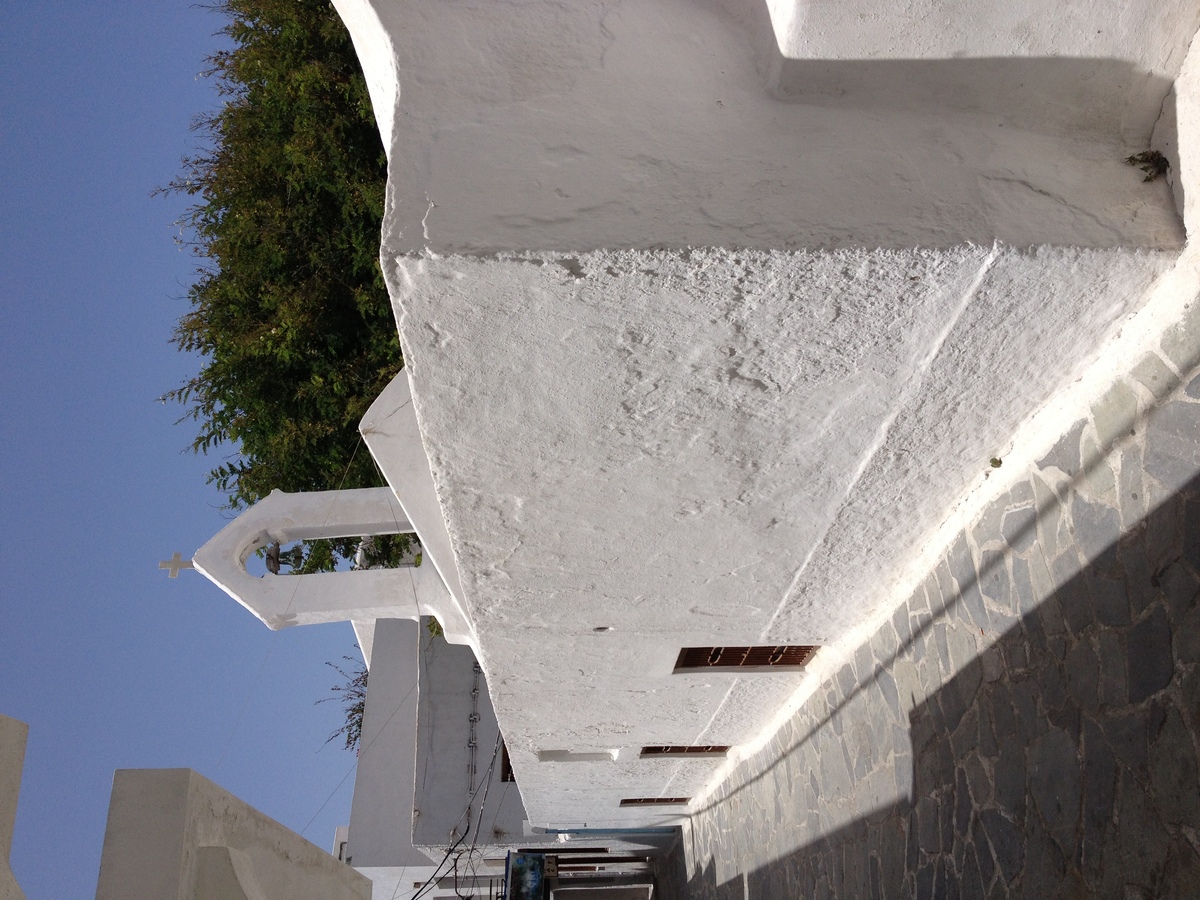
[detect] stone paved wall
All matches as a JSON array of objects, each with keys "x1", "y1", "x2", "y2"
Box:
[{"x1": 680, "y1": 319, "x2": 1200, "y2": 898}]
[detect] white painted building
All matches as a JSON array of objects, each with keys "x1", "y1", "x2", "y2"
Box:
[
  {"x1": 191, "y1": 0, "x2": 1200, "y2": 893},
  {"x1": 344, "y1": 619, "x2": 667, "y2": 899}
]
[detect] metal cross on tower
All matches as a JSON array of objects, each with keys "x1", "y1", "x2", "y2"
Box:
[{"x1": 159, "y1": 552, "x2": 194, "y2": 578}]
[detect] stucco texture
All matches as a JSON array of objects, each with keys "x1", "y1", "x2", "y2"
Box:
[
  {"x1": 329, "y1": 0, "x2": 1199, "y2": 829},
  {"x1": 388, "y1": 245, "x2": 1173, "y2": 824},
  {"x1": 96, "y1": 769, "x2": 371, "y2": 900},
  {"x1": 341, "y1": 0, "x2": 1188, "y2": 253}
]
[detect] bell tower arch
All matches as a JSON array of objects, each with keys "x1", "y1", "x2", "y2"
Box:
[{"x1": 192, "y1": 486, "x2": 475, "y2": 658}]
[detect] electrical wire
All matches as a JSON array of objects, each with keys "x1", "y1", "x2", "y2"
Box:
[
  {"x1": 213, "y1": 437, "x2": 366, "y2": 773},
  {"x1": 407, "y1": 732, "x2": 502, "y2": 900},
  {"x1": 211, "y1": 432, "x2": 477, "y2": 896},
  {"x1": 213, "y1": 628, "x2": 281, "y2": 774},
  {"x1": 407, "y1": 814, "x2": 471, "y2": 900},
  {"x1": 456, "y1": 780, "x2": 512, "y2": 889},
  {"x1": 454, "y1": 731, "x2": 502, "y2": 899},
  {"x1": 460, "y1": 737, "x2": 499, "y2": 877},
  {"x1": 409, "y1": 736, "x2": 500, "y2": 900},
  {"x1": 453, "y1": 854, "x2": 467, "y2": 900},
  {"x1": 459, "y1": 739, "x2": 510, "y2": 891},
  {"x1": 298, "y1": 672, "x2": 420, "y2": 839}
]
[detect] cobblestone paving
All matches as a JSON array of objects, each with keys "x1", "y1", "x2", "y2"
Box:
[{"x1": 680, "y1": 338, "x2": 1200, "y2": 898}]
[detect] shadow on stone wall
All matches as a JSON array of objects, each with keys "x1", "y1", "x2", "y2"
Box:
[{"x1": 685, "y1": 471, "x2": 1200, "y2": 898}]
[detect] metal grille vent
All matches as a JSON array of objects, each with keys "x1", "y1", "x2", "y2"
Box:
[
  {"x1": 640, "y1": 745, "x2": 730, "y2": 758},
  {"x1": 674, "y1": 645, "x2": 817, "y2": 671},
  {"x1": 619, "y1": 797, "x2": 691, "y2": 806}
]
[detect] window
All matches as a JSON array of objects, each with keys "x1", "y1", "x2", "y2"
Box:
[
  {"x1": 639, "y1": 745, "x2": 730, "y2": 758},
  {"x1": 619, "y1": 797, "x2": 691, "y2": 806},
  {"x1": 673, "y1": 645, "x2": 817, "y2": 672}
]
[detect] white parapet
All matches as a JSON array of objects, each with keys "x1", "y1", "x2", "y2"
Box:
[
  {"x1": 342, "y1": 0, "x2": 1188, "y2": 255},
  {"x1": 327, "y1": 0, "x2": 1200, "y2": 830},
  {"x1": 360, "y1": 372, "x2": 468, "y2": 622}
]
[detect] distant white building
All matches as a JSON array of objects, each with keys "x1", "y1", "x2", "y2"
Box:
[
  {"x1": 343, "y1": 618, "x2": 669, "y2": 899},
  {"x1": 192, "y1": 0, "x2": 1200, "y2": 895}
]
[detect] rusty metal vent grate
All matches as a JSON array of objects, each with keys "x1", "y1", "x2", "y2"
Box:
[
  {"x1": 620, "y1": 797, "x2": 691, "y2": 806},
  {"x1": 640, "y1": 745, "x2": 730, "y2": 757},
  {"x1": 674, "y1": 645, "x2": 818, "y2": 671}
]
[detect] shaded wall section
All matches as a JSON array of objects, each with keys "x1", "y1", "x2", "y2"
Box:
[
  {"x1": 357, "y1": 0, "x2": 1185, "y2": 253},
  {"x1": 683, "y1": 364, "x2": 1200, "y2": 898},
  {"x1": 95, "y1": 769, "x2": 370, "y2": 900},
  {"x1": 412, "y1": 628, "x2": 529, "y2": 849}
]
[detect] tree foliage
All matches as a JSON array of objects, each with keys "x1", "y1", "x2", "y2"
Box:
[{"x1": 163, "y1": 0, "x2": 399, "y2": 530}]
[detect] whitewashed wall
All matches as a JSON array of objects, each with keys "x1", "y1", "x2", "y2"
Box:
[
  {"x1": 335, "y1": 0, "x2": 1187, "y2": 253},
  {"x1": 327, "y1": 0, "x2": 1200, "y2": 829}
]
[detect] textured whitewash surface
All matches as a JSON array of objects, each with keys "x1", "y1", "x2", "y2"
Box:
[
  {"x1": 333, "y1": 0, "x2": 1188, "y2": 253},
  {"x1": 390, "y1": 246, "x2": 1174, "y2": 824},
  {"x1": 320, "y1": 0, "x2": 1197, "y2": 830}
]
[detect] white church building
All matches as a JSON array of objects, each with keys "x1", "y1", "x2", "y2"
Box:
[{"x1": 11, "y1": 1, "x2": 1195, "y2": 898}]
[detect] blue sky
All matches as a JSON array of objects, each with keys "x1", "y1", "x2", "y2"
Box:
[{"x1": 1, "y1": 5, "x2": 363, "y2": 896}]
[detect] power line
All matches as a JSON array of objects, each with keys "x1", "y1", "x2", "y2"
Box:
[
  {"x1": 213, "y1": 436, "x2": 365, "y2": 773},
  {"x1": 299, "y1": 673, "x2": 420, "y2": 839},
  {"x1": 408, "y1": 732, "x2": 502, "y2": 900}
]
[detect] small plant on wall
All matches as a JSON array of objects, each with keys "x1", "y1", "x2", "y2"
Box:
[
  {"x1": 320, "y1": 653, "x2": 368, "y2": 752},
  {"x1": 1126, "y1": 150, "x2": 1169, "y2": 182}
]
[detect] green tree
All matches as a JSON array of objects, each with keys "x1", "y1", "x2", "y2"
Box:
[{"x1": 163, "y1": 0, "x2": 401, "y2": 567}]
